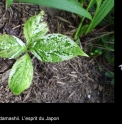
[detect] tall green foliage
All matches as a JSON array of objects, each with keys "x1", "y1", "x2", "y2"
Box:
[
  {"x1": 6, "y1": 0, "x2": 92, "y2": 20},
  {"x1": 74, "y1": 0, "x2": 114, "y2": 40}
]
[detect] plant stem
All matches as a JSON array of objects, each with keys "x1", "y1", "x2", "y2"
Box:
[
  {"x1": 85, "y1": 0, "x2": 102, "y2": 34},
  {"x1": 74, "y1": 0, "x2": 93, "y2": 40},
  {"x1": 74, "y1": 18, "x2": 84, "y2": 40}
]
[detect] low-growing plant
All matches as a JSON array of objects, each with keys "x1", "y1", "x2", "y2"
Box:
[
  {"x1": 90, "y1": 35, "x2": 114, "y2": 84},
  {"x1": 89, "y1": 3, "x2": 114, "y2": 85},
  {"x1": 105, "y1": 71, "x2": 114, "y2": 85},
  {"x1": 0, "y1": 11, "x2": 88, "y2": 95},
  {"x1": 90, "y1": 34, "x2": 114, "y2": 85},
  {"x1": 90, "y1": 34, "x2": 114, "y2": 59}
]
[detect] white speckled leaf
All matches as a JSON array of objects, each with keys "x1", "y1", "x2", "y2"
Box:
[
  {"x1": 24, "y1": 11, "x2": 48, "y2": 43},
  {"x1": 30, "y1": 33, "x2": 88, "y2": 62},
  {"x1": 8, "y1": 54, "x2": 33, "y2": 95},
  {"x1": 0, "y1": 34, "x2": 26, "y2": 59}
]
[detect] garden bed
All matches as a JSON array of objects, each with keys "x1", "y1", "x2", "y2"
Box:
[{"x1": 0, "y1": 1, "x2": 114, "y2": 103}]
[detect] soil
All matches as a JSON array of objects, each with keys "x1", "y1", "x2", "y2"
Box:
[{"x1": 0, "y1": 1, "x2": 114, "y2": 103}]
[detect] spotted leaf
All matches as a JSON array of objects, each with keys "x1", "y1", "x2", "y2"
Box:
[
  {"x1": 8, "y1": 54, "x2": 33, "y2": 95},
  {"x1": 24, "y1": 11, "x2": 49, "y2": 43},
  {"x1": 30, "y1": 33, "x2": 88, "y2": 62},
  {"x1": 0, "y1": 34, "x2": 26, "y2": 59}
]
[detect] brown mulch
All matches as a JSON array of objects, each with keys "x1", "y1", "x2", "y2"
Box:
[{"x1": 0, "y1": 0, "x2": 114, "y2": 103}]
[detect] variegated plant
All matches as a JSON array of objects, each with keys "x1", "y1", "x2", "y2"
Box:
[{"x1": 0, "y1": 11, "x2": 88, "y2": 95}]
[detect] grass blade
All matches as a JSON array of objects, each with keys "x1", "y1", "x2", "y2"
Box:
[
  {"x1": 85, "y1": 0, "x2": 114, "y2": 34},
  {"x1": 74, "y1": 0, "x2": 96, "y2": 39}
]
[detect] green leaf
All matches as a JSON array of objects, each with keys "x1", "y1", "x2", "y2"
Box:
[
  {"x1": 96, "y1": 0, "x2": 102, "y2": 14},
  {"x1": 13, "y1": 0, "x2": 92, "y2": 20},
  {"x1": 105, "y1": 51, "x2": 114, "y2": 63},
  {"x1": 86, "y1": 0, "x2": 114, "y2": 34},
  {"x1": 90, "y1": 48, "x2": 103, "y2": 56},
  {"x1": 87, "y1": 0, "x2": 96, "y2": 11},
  {"x1": 77, "y1": 24, "x2": 89, "y2": 37},
  {"x1": 0, "y1": 34, "x2": 26, "y2": 59},
  {"x1": 8, "y1": 54, "x2": 33, "y2": 95},
  {"x1": 109, "y1": 35, "x2": 114, "y2": 42},
  {"x1": 24, "y1": 11, "x2": 49, "y2": 43},
  {"x1": 111, "y1": 78, "x2": 114, "y2": 85},
  {"x1": 74, "y1": 0, "x2": 95, "y2": 39},
  {"x1": 105, "y1": 71, "x2": 114, "y2": 78},
  {"x1": 80, "y1": 0, "x2": 86, "y2": 6},
  {"x1": 30, "y1": 33, "x2": 88, "y2": 62}
]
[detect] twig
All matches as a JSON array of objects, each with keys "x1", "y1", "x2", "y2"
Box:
[
  {"x1": 82, "y1": 31, "x2": 114, "y2": 44},
  {"x1": 12, "y1": 24, "x2": 24, "y2": 30},
  {"x1": 95, "y1": 24, "x2": 111, "y2": 33},
  {"x1": 68, "y1": 61, "x2": 81, "y2": 75},
  {"x1": 12, "y1": 3, "x2": 35, "y2": 5},
  {"x1": 92, "y1": 45, "x2": 114, "y2": 51},
  {"x1": 101, "y1": 65, "x2": 113, "y2": 73}
]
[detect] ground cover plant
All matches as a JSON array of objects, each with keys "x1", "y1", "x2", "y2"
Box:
[{"x1": 0, "y1": 11, "x2": 88, "y2": 95}]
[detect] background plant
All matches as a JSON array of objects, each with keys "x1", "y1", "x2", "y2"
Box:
[
  {"x1": 5, "y1": 0, "x2": 92, "y2": 20},
  {"x1": 89, "y1": 8, "x2": 114, "y2": 85},
  {"x1": 74, "y1": 0, "x2": 114, "y2": 40},
  {"x1": 0, "y1": 11, "x2": 88, "y2": 95},
  {"x1": 6, "y1": 0, "x2": 114, "y2": 40},
  {"x1": 90, "y1": 34, "x2": 114, "y2": 84}
]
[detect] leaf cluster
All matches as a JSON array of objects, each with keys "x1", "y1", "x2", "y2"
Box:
[{"x1": 0, "y1": 11, "x2": 88, "y2": 95}]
